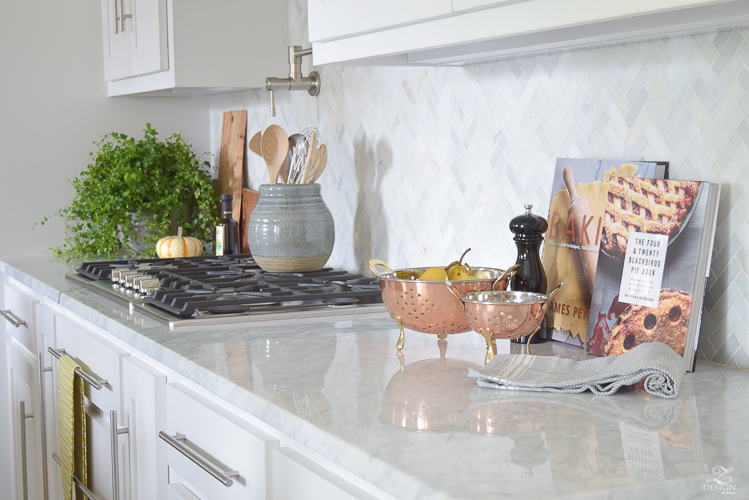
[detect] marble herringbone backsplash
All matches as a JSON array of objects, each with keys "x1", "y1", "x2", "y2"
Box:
[{"x1": 209, "y1": 1, "x2": 749, "y2": 370}]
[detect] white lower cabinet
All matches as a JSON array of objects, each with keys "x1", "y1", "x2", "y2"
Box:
[
  {"x1": 122, "y1": 357, "x2": 167, "y2": 500},
  {"x1": 163, "y1": 383, "x2": 277, "y2": 500},
  {"x1": 7, "y1": 339, "x2": 43, "y2": 500},
  {"x1": 36, "y1": 304, "x2": 60, "y2": 500},
  {"x1": 272, "y1": 446, "x2": 379, "y2": 500},
  {"x1": 0, "y1": 274, "x2": 389, "y2": 500},
  {"x1": 54, "y1": 315, "x2": 129, "y2": 500},
  {"x1": 3, "y1": 282, "x2": 38, "y2": 353}
]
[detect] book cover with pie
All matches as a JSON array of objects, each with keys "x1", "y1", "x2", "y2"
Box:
[
  {"x1": 542, "y1": 159, "x2": 668, "y2": 346},
  {"x1": 584, "y1": 178, "x2": 721, "y2": 372}
]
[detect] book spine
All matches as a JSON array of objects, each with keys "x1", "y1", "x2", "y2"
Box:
[{"x1": 685, "y1": 182, "x2": 721, "y2": 372}]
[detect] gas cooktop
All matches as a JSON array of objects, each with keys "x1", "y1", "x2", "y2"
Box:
[{"x1": 66, "y1": 255, "x2": 384, "y2": 328}]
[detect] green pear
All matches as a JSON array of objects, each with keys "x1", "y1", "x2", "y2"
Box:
[
  {"x1": 447, "y1": 264, "x2": 469, "y2": 280},
  {"x1": 420, "y1": 266, "x2": 448, "y2": 281},
  {"x1": 396, "y1": 270, "x2": 421, "y2": 280}
]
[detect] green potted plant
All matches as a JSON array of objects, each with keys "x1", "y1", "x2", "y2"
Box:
[{"x1": 38, "y1": 123, "x2": 219, "y2": 261}]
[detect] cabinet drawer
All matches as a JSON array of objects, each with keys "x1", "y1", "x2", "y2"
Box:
[
  {"x1": 3, "y1": 283, "x2": 38, "y2": 352},
  {"x1": 271, "y1": 446, "x2": 378, "y2": 500},
  {"x1": 164, "y1": 383, "x2": 277, "y2": 500},
  {"x1": 54, "y1": 315, "x2": 128, "y2": 414}
]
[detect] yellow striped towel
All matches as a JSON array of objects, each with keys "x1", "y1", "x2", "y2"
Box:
[{"x1": 57, "y1": 355, "x2": 87, "y2": 500}]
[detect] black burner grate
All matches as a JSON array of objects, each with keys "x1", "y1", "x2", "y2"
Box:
[{"x1": 75, "y1": 255, "x2": 382, "y2": 319}]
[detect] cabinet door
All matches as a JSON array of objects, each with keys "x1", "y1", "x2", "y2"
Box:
[
  {"x1": 308, "y1": 0, "x2": 451, "y2": 42},
  {"x1": 122, "y1": 357, "x2": 167, "y2": 500},
  {"x1": 128, "y1": 0, "x2": 168, "y2": 77},
  {"x1": 36, "y1": 305, "x2": 61, "y2": 500},
  {"x1": 101, "y1": 0, "x2": 167, "y2": 81},
  {"x1": 101, "y1": 0, "x2": 131, "y2": 81},
  {"x1": 7, "y1": 341, "x2": 43, "y2": 500}
]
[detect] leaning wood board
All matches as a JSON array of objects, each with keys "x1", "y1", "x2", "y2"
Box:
[{"x1": 218, "y1": 110, "x2": 247, "y2": 220}]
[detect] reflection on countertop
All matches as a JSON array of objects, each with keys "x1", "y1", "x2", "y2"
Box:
[{"x1": 2, "y1": 255, "x2": 748, "y2": 500}]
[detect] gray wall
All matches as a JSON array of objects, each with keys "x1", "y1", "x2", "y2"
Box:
[{"x1": 0, "y1": 0, "x2": 210, "y2": 258}]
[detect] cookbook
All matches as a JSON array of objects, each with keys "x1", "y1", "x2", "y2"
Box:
[
  {"x1": 584, "y1": 178, "x2": 721, "y2": 372},
  {"x1": 542, "y1": 158, "x2": 668, "y2": 346}
]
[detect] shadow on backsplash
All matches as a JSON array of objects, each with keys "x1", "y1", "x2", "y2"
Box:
[{"x1": 353, "y1": 133, "x2": 393, "y2": 272}]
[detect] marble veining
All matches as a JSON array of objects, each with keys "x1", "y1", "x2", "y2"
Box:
[{"x1": 3, "y1": 256, "x2": 749, "y2": 499}]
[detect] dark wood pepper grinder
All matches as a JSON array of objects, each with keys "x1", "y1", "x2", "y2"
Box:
[{"x1": 509, "y1": 204, "x2": 548, "y2": 344}]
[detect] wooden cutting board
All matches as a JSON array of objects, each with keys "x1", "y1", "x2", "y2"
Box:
[
  {"x1": 218, "y1": 110, "x2": 247, "y2": 219},
  {"x1": 240, "y1": 188, "x2": 259, "y2": 253}
]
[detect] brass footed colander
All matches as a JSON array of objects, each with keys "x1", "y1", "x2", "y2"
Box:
[
  {"x1": 448, "y1": 283, "x2": 564, "y2": 363},
  {"x1": 369, "y1": 259, "x2": 519, "y2": 350}
]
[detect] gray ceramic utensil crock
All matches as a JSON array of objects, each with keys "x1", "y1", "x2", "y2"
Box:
[{"x1": 247, "y1": 184, "x2": 335, "y2": 272}]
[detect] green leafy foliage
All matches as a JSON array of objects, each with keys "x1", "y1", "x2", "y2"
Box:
[{"x1": 38, "y1": 124, "x2": 219, "y2": 261}]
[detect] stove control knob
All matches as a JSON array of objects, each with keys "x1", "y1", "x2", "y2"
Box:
[
  {"x1": 114, "y1": 270, "x2": 140, "y2": 286},
  {"x1": 125, "y1": 273, "x2": 147, "y2": 288},
  {"x1": 118, "y1": 269, "x2": 139, "y2": 286},
  {"x1": 138, "y1": 278, "x2": 161, "y2": 295},
  {"x1": 131, "y1": 275, "x2": 150, "y2": 289}
]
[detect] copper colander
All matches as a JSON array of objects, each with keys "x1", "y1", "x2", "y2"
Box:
[
  {"x1": 369, "y1": 259, "x2": 519, "y2": 350},
  {"x1": 448, "y1": 283, "x2": 564, "y2": 363}
]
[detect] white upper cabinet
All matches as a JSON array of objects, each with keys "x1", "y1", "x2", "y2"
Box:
[
  {"x1": 101, "y1": 0, "x2": 289, "y2": 96},
  {"x1": 101, "y1": 0, "x2": 167, "y2": 81},
  {"x1": 308, "y1": 0, "x2": 749, "y2": 66},
  {"x1": 308, "y1": 0, "x2": 452, "y2": 42}
]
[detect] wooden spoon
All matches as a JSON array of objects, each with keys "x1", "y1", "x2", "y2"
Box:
[
  {"x1": 260, "y1": 125, "x2": 288, "y2": 184},
  {"x1": 308, "y1": 144, "x2": 327, "y2": 183},
  {"x1": 299, "y1": 133, "x2": 318, "y2": 184},
  {"x1": 249, "y1": 131, "x2": 262, "y2": 156},
  {"x1": 251, "y1": 130, "x2": 288, "y2": 183}
]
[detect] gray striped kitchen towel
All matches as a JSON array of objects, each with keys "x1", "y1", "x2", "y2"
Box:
[{"x1": 466, "y1": 342, "x2": 685, "y2": 399}]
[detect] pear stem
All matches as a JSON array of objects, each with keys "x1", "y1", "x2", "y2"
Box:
[{"x1": 458, "y1": 248, "x2": 471, "y2": 265}]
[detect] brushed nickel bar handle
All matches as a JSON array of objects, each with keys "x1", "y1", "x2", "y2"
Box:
[
  {"x1": 1, "y1": 309, "x2": 27, "y2": 327},
  {"x1": 113, "y1": 0, "x2": 120, "y2": 34},
  {"x1": 47, "y1": 347, "x2": 107, "y2": 390},
  {"x1": 159, "y1": 431, "x2": 239, "y2": 487},
  {"x1": 37, "y1": 353, "x2": 50, "y2": 500},
  {"x1": 51, "y1": 453, "x2": 103, "y2": 500},
  {"x1": 19, "y1": 401, "x2": 34, "y2": 500},
  {"x1": 110, "y1": 410, "x2": 129, "y2": 500},
  {"x1": 119, "y1": 0, "x2": 131, "y2": 32}
]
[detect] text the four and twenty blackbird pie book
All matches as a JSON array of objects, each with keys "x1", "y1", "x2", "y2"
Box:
[{"x1": 583, "y1": 178, "x2": 721, "y2": 372}]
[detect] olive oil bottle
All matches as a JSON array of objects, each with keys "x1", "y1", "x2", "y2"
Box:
[{"x1": 215, "y1": 194, "x2": 239, "y2": 256}]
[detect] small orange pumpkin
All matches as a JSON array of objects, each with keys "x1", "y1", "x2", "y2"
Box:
[{"x1": 156, "y1": 227, "x2": 203, "y2": 258}]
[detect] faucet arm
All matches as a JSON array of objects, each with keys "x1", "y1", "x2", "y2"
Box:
[
  {"x1": 265, "y1": 46, "x2": 320, "y2": 116},
  {"x1": 265, "y1": 74, "x2": 320, "y2": 93}
]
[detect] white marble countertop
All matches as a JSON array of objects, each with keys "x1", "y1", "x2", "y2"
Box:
[{"x1": 2, "y1": 256, "x2": 748, "y2": 499}]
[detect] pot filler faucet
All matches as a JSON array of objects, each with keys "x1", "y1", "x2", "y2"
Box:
[{"x1": 265, "y1": 46, "x2": 321, "y2": 117}]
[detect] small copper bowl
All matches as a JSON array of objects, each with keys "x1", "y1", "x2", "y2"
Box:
[
  {"x1": 369, "y1": 259, "x2": 519, "y2": 351},
  {"x1": 448, "y1": 283, "x2": 564, "y2": 363}
]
